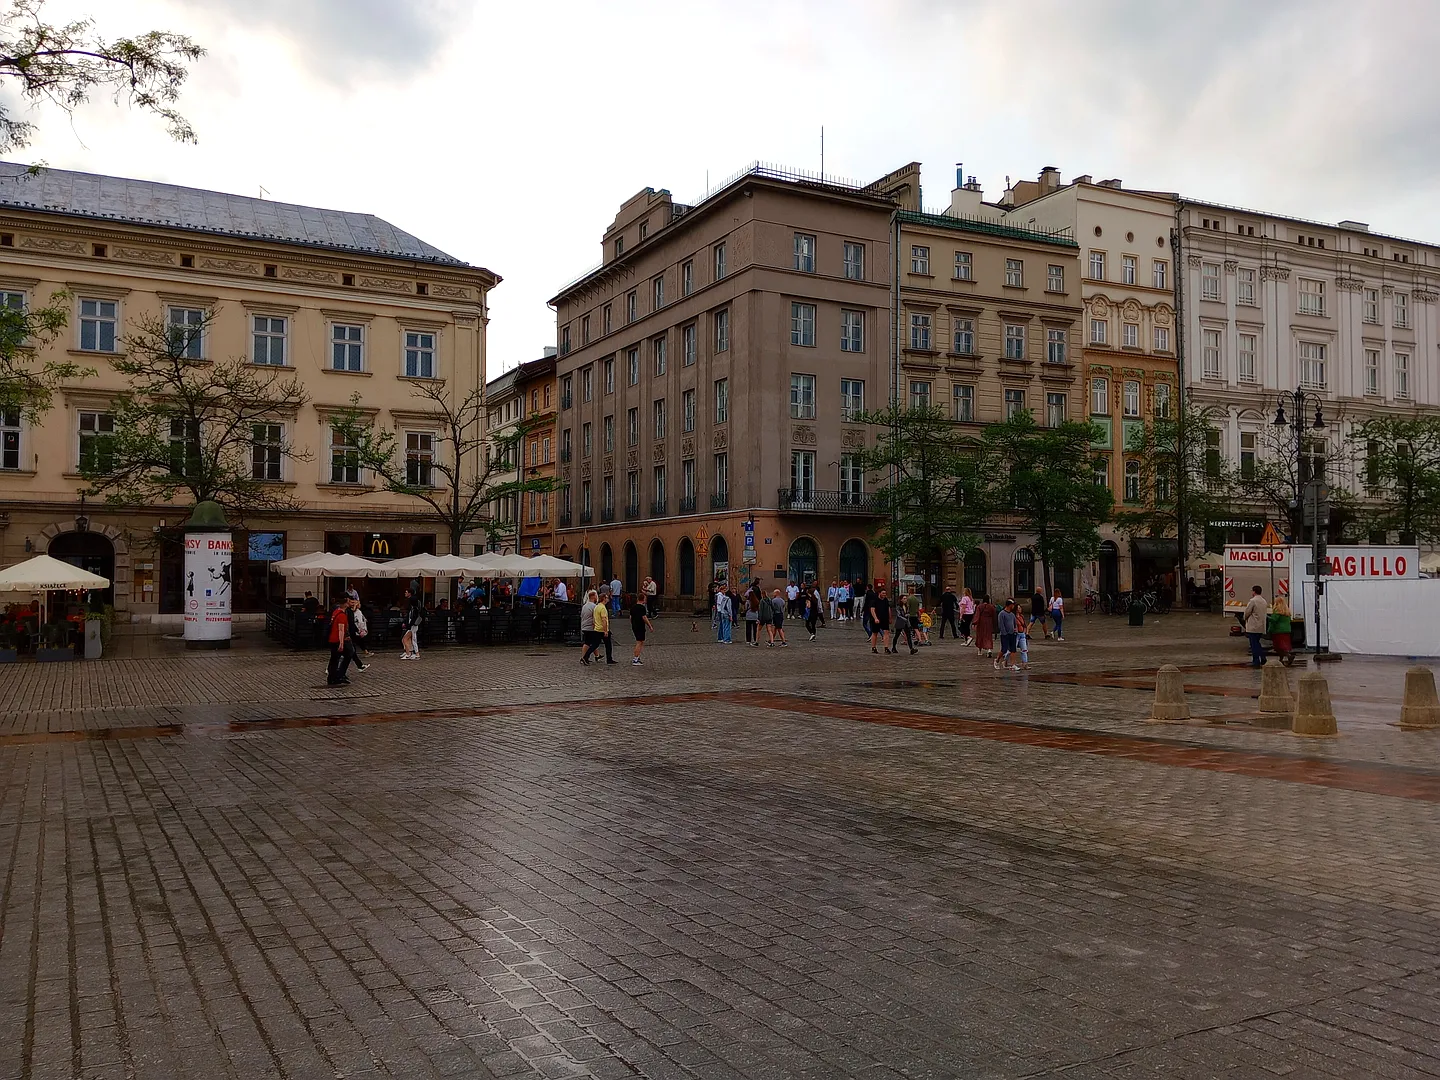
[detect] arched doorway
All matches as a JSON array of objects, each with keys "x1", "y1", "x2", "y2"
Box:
[
  {"x1": 963, "y1": 548, "x2": 987, "y2": 599},
  {"x1": 788, "y1": 536, "x2": 818, "y2": 584},
  {"x1": 678, "y1": 537, "x2": 696, "y2": 596},
  {"x1": 1013, "y1": 548, "x2": 1035, "y2": 598},
  {"x1": 838, "y1": 538, "x2": 868, "y2": 585},
  {"x1": 1099, "y1": 540, "x2": 1120, "y2": 597},
  {"x1": 710, "y1": 535, "x2": 729, "y2": 587},
  {"x1": 623, "y1": 542, "x2": 638, "y2": 595},
  {"x1": 1053, "y1": 559, "x2": 1075, "y2": 598},
  {"x1": 600, "y1": 543, "x2": 613, "y2": 582},
  {"x1": 648, "y1": 539, "x2": 666, "y2": 594},
  {"x1": 48, "y1": 530, "x2": 115, "y2": 607}
]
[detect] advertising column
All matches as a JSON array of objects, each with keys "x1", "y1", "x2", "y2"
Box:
[{"x1": 182, "y1": 501, "x2": 233, "y2": 649}]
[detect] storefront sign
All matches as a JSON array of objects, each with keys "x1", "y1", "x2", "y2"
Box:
[
  {"x1": 183, "y1": 533, "x2": 232, "y2": 642},
  {"x1": 1225, "y1": 546, "x2": 1290, "y2": 566},
  {"x1": 1306, "y1": 547, "x2": 1419, "y2": 581}
]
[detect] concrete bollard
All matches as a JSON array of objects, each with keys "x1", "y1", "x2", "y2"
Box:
[
  {"x1": 1256, "y1": 663, "x2": 1295, "y2": 728},
  {"x1": 1291, "y1": 671, "x2": 1338, "y2": 737},
  {"x1": 1398, "y1": 666, "x2": 1440, "y2": 730},
  {"x1": 1149, "y1": 664, "x2": 1190, "y2": 721}
]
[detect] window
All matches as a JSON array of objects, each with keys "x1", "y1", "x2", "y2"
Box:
[
  {"x1": 909, "y1": 313, "x2": 932, "y2": 350},
  {"x1": 1153, "y1": 260, "x2": 1167, "y2": 290},
  {"x1": 1298, "y1": 277, "x2": 1325, "y2": 316},
  {"x1": 329, "y1": 427, "x2": 359, "y2": 484},
  {"x1": 790, "y1": 373, "x2": 816, "y2": 418},
  {"x1": 1154, "y1": 382, "x2": 1171, "y2": 419},
  {"x1": 405, "y1": 432, "x2": 435, "y2": 486},
  {"x1": 953, "y1": 318, "x2": 975, "y2": 355},
  {"x1": 603, "y1": 303, "x2": 612, "y2": 334},
  {"x1": 0, "y1": 408, "x2": 18, "y2": 470},
  {"x1": 1202, "y1": 329, "x2": 1221, "y2": 378},
  {"x1": 794, "y1": 233, "x2": 816, "y2": 273},
  {"x1": 162, "y1": 306, "x2": 205, "y2": 360},
  {"x1": 682, "y1": 458, "x2": 696, "y2": 500},
  {"x1": 1154, "y1": 326, "x2": 1170, "y2": 352},
  {"x1": 652, "y1": 336, "x2": 667, "y2": 376},
  {"x1": 1090, "y1": 318, "x2": 1108, "y2": 345},
  {"x1": 1045, "y1": 393, "x2": 1066, "y2": 428},
  {"x1": 1156, "y1": 470, "x2": 1171, "y2": 503},
  {"x1": 1004, "y1": 323, "x2": 1025, "y2": 360},
  {"x1": 844, "y1": 241, "x2": 865, "y2": 280},
  {"x1": 602, "y1": 475, "x2": 614, "y2": 513},
  {"x1": 603, "y1": 356, "x2": 615, "y2": 394},
  {"x1": 1004, "y1": 388, "x2": 1026, "y2": 418},
  {"x1": 1237, "y1": 267, "x2": 1255, "y2": 306},
  {"x1": 581, "y1": 365, "x2": 594, "y2": 401},
  {"x1": 714, "y1": 308, "x2": 729, "y2": 352},
  {"x1": 954, "y1": 251, "x2": 973, "y2": 280},
  {"x1": 1299, "y1": 341, "x2": 1326, "y2": 388},
  {"x1": 713, "y1": 242, "x2": 726, "y2": 279},
  {"x1": 1366, "y1": 440, "x2": 1381, "y2": 494},
  {"x1": 1122, "y1": 380, "x2": 1140, "y2": 418},
  {"x1": 582, "y1": 422, "x2": 593, "y2": 457},
  {"x1": 1089, "y1": 251, "x2": 1105, "y2": 280},
  {"x1": 1395, "y1": 292, "x2": 1410, "y2": 328},
  {"x1": 653, "y1": 465, "x2": 666, "y2": 506},
  {"x1": 0, "y1": 290, "x2": 22, "y2": 318},
  {"x1": 581, "y1": 315, "x2": 591, "y2": 345},
  {"x1": 653, "y1": 398, "x2": 666, "y2": 439},
  {"x1": 638, "y1": 221, "x2": 647, "y2": 240},
  {"x1": 790, "y1": 450, "x2": 815, "y2": 499},
  {"x1": 1005, "y1": 259, "x2": 1023, "y2": 287},
  {"x1": 1090, "y1": 377, "x2": 1109, "y2": 416},
  {"x1": 1047, "y1": 264, "x2": 1064, "y2": 292},
  {"x1": 168, "y1": 417, "x2": 199, "y2": 477},
  {"x1": 841, "y1": 378, "x2": 865, "y2": 419},
  {"x1": 1302, "y1": 438, "x2": 1327, "y2": 486},
  {"x1": 714, "y1": 378, "x2": 728, "y2": 423},
  {"x1": 1396, "y1": 352, "x2": 1411, "y2": 399},
  {"x1": 1124, "y1": 460, "x2": 1141, "y2": 503},
  {"x1": 250, "y1": 423, "x2": 283, "y2": 481},
  {"x1": 1122, "y1": 255, "x2": 1136, "y2": 285},
  {"x1": 911, "y1": 246, "x2": 930, "y2": 274},
  {"x1": 627, "y1": 348, "x2": 639, "y2": 386},
  {"x1": 714, "y1": 452, "x2": 728, "y2": 496},
  {"x1": 839, "y1": 453, "x2": 863, "y2": 501},
  {"x1": 626, "y1": 291, "x2": 637, "y2": 323},
  {"x1": 652, "y1": 275, "x2": 664, "y2": 310},
  {"x1": 331, "y1": 323, "x2": 364, "y2": 371},
  {"x1": 1047, "y1": 328, "x2": 1067, "y2": 364},
  {"x1": 603, "y1": 414, "x2": 614, "y2": 453},
  {"x1": 1239, "y1": 432, "x2": 1257, "y2": 481},
  {"x1": 1122, "y1": 322, "x2": 1138, "y2": 348},
  {"x1": 953, "y1": 384, "x2": 974, "y2": 422},
  {"x1": 791, "y1": 302, "x2": 816, "y2": 346},
  {"x1": 625, "y1": 471, "x2": 637, "y2": 511},
  {"x1": 560, "y1": 326, "x2": 570, "y2": 356},
  {"x1": 561, "y1": 428, "x2": 572, "y2": 462},
  {"x1": 1092, "y1": 458, "x2": 1108, "y2": 488},
  {"x1": 1363, "y1": 288, "x2": 1379, "y2": 324},
  {"x1": 1237, "y1": 333, "x2": 1257, "y2": 383},
  {"x1": 909, "y1": 380, "x2": 931, "y2": 409},
  {"x1": 683, "y1": 389, "x2": 696, "y2": 432},
  {"x1": 252, "y1": 315, "x2": 287, "y2": 366},
  {"x1": 404, "y1": 330, "x2": 436, "y2": 378},
  {"x1": 683, "y1": 324, "x2": 696, "y2": 367},
  {"x1": 79, "y1": 298, "x2": 117, "y2": 352},
  {"x1": 1201, "y1": 262, "x2": 1220, "y2": 301},
  {"x1": 1365, "y1": 349, "x2": 1380, "y2": 395},
  {"x1": 627, "y1": 407, "x2": 638, "y2": 446},
  {"x1": 583, "y1": 479, "x2": 593, "y2": 515},
  {"x1": 682, "y1": 260, "x2": 693, "y2": 297},
  {"x1": 560, "y1": 375, "x2": 572, "y2": 408},
  {"x1": 841, "y1": 309, "x2": 864, "y2": 352}
]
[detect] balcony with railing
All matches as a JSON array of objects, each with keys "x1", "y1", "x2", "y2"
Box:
[
  {"x1": 678, "y1": 495, "x2": 697, "y2": 514},
  {"x1": 601, "y1": 507, "x2": 615, "y2": 523},
  {"x1": 579, "y1": 510, "x2": 593, "y2": 524},
  {"x1": 558, "y1": 513, "x2": 572, "y2": 528},
  {"x1": 560, "y1": 394, "x2": 573, "y2": 410},
  {"x1": 710, "y1": 491, "x2": 730, "y2": 510},
  {"x1": 650, "y1": 499, "x2": 668, "y2": 517},
  {"x1": 776, "y1": 488, "x2": 879, "y2": 513},
  {"x1": 559, "y1": 448, "x2": 571, "y2": 463},
  {"x1": 624, "y1": 503, "x2": 641, "y2": 520}
]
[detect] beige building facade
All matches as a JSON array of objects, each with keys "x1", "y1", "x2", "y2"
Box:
[{"x1": 0, "y1": 163, "x2": 496, "y2": 617}]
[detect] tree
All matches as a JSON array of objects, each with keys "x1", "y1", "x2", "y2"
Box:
[
  {"x1": 80, "y1": 311, "x2": 310, "y2": 516},
  {"x1": 985, "y1": 411, "x2": 1114, "y2": 596},
  {"x1": 1114, "y1": 402, "x2": 1235, "y2": 550},
  {"x1": 0, "y1": 287, "x2": 87, "y2": 419},
  {"x1": 853, "y1": 404, "x2": 990, "y2": 573},
  {"x1": 330, "y1": 381, "x2": 556, "y2": 557},
  {"x1": 0, "y1": 0, "x2": 204, "y2": 153},
  {"x1": 1349, "y1": 414, "x2": 1440, "y2": 545}
]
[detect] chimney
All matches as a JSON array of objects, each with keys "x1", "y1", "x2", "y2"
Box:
[
  {"x1": 542, "y1": 346, "x2": 558, "y2": 358},
  {"x1": 1098, "y1": 178, "x2": 1123, "y2": 189},
  {"x1": 1000, "y1": 175, "x2": 1015, "y2": 209},
  {"x1": 1039, "y1": 165, "x2": 1060, "y2": 191},
  {"x1": 1338, "y1": 219, "x2": 1369, "y2": 232},
  {"x1": 965, "y1": 175, "x2": 981, "y2": 192},
  {"x1": 1073, "y1": 174, "x2": 1093, "y2": 185}
]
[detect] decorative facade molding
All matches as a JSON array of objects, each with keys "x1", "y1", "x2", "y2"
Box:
[
  {"x1": 651, "y1": 442, "x2": 666, "y2": 462},
  {"x1": 359, "y1": 275, "x2": 410, "y2": 292},
  {"x1": 429, "y1": 284, "x2": 470, "y2": 299},
  {"x1": 1223, "y1": 259, "x2": 1239, "y2": 273},
  {"x1": 791, "y1": 424, "x2": 816, "y2": 445},
  {"x1": 1334, "y1": 277, "x2": 1366, "y2": 292},
  {"x1": 283, "y1": 266, "x2": 338, "y2": 283},
  {"x1": 22, "y1": 235, "x2": 86, "y2": 254},
  {"x1": 1121, "y1": 299, "x2": 1142, "y2": 323},
  {"x1": 841, "y1": 428, "x2": 866, "y2": 449},
  {"x1": 199, "y1": 258, "x2": 259, "y2": 274},
  {"x1": 580, "y1": 462, "x2": 591, "y2": 480},
  {"x1": 681, "y1": 438, "x2": 695, "y2": 458},
  {"x1": 1186, "y1": 254, "x2": 1203, "y2": 268},
  {"x1": 1259, "y1": 266, "x2": 1290, "y2": 281},
  {"x1": 1414, "y1": 290, "x2": 1439, "y2": 304},
  {"x1": 603, "y1": 456, "x2": 613, "y2": 476},
  {"x1": 1382, "y1": 284, "x2": 1395, "y2": 295},
  {"x1": 712, "y1": 429, "x2": 727, "y2": 449},
  {"x1": 626, "y1": 449, "x2": 639, "y2": 468},
  {"x1": 111, "y1": 246, "x2": 173, "y2": 266},
  {"x1": 1152, "y1": 304, "x2": 1173, "y2": 326}
]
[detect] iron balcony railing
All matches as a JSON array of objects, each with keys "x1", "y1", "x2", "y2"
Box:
[
  {"x1": 557, "y1": 513, "x2": 572, "y2": 527},
  {"x1": 560, "y1": 395, "x2": 573, "y2": 410},
  {"x1": 777, "y1": 488, "x2": 879, "y2": 513},
  {"x1": 624, "y1": 503, "x2": 641, "y2": 520},
  {"x1": 678, "y1": 496, "x2": 697, "y2": 514},
  {"x1": 579, "y1": 510, "x2": 593, "y2": 524},
  {"x1": 710, "y1": 491, "x2": 730, "y2": 509},
  {"x1": 601, "y1": 507, "x2": 615, "y2": 522},
  {"x1": 650, "y1": 499, "x2": 668, "y2": 517}
]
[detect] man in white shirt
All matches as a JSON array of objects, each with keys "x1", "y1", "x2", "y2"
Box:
[
  {"x1": 826, "y1": 580, "x2": 839, "y2": 622},
  {"x1": 554, "y1": 579, "x2": 568, "y2": 602},
  {"x1": 609, "y1": 576, "x2": 622, "y2": 614},
  {"x1": 786, "y1": 581, "x2": 800, "y2": 618}
]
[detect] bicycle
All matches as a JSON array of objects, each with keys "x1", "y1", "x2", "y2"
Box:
[{"x1": 1083, "y1": 589, "x2": 1101, "y2": 615}]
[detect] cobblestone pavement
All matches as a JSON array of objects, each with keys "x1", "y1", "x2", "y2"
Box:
[{"x1": 3, "y1": 613, "x2": 1440, "y2": 1078}]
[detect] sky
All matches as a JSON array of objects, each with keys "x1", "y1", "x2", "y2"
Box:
[{"x1": 9, "y1": 0, "x2": 1440, "y2": 373}]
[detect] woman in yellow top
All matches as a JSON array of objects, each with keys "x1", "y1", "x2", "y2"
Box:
[{"x1": 593, "y1": 595, "x2": 613, "y2": 664}]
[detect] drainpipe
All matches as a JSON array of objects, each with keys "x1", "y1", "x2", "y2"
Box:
[
  {"x1": 890, "y1": 208, "x2": 901, "y2": 587},
  {"x1": 1171, "y1": 198, "x2": 1189, "y2": 607}
]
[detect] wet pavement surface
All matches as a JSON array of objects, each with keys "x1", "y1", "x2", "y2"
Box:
[{"x1": 3, "y1": 612, "x2": 1440, "y2": 1078}]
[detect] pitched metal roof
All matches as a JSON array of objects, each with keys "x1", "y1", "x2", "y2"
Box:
[{"x1": 0, "y1": 161, "x2": 467, "y2": 266}]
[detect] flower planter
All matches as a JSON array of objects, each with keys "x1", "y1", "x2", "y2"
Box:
[
  {"x1": 36, "y1": 647, "x2": 75, "y2": 663},
  {"x1": 0, "y1": 648, "x2": 17, "y2": 663}
]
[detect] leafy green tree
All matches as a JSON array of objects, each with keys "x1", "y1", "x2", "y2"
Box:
[
  {"x1": 80, "y1": 311, "x2": 310, "y2": 516},
  {"x1": 1114, "y1": 402, "x2": 1235, "y2": 548},
  {"x1": 1350, "y1": 415, "x2": 1440, "y2": 545},
  {"x1": 853, "y1": 404, "x2": 989, "y2": 573},
  {"x1": 0, "y1": 288, "x2": 86, "y2": 419},
  {"x1": 984, "y1": 411, "x2": 1113, "y2": 596}
]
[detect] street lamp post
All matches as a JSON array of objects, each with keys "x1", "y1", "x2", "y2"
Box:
[{"x1": 1272, "y1": 387, "x2": 1328, "y2": 655}]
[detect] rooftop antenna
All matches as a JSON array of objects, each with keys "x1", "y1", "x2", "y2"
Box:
[
  {"x1": 258, "y1": 185, "x2": 269, "y2": 199},
  {"x1": 820, "y1": 126, "x2": 824, "y2": 182}
]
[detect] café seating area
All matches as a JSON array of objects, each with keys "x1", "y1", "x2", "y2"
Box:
[{"x1": 265, "y1": 600, "x2": 582, "y2": 651}]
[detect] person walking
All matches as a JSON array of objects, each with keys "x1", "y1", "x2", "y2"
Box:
[
  {"x1": 890, "y1": 599, "x2": 918, "y2": 655},
  {"x1": 905, "y1": 589, "x2": 921, "y2": 633},
  {"x1": 714, "y1": 585, "x2": 733, "y2": 643},
  {"x1": 630, "y1": 595, "x2": 653, "y2": 664},
  {"x1": 827, "y1": 580, "x2": 839, "y2": 622},
  {"x1": 1015, "y1": 608, "x2": 1031, "y2": 670},
  {"x1": 609, "y1": 575, "x2": 623, "y2": 615},
  {"x1": 973, "y1": 595, "x2": 997, "y2": 658},
  {"x1": 804, "y1": 588, "x2": 821, "y2": 640},
  {"x1": 1049, "y1": 588, "x2": 1066, "y2": 642},
  {"x1": 995, "y1": 599, "x2": 1018, "y2": 671},
  {"x1": 1269, "y1": 595, "x2": 1295, "y2": 666},
  {"x1": 579, "y1": 589, "x2": 601, "y2": 664},
  {"x1": 744, "y1": 586, "x2": 761, "y2": 646},
  {"x1": 959, "y1": 588, "x2": 976, "y2": 645},
  {"x1": 400, "y1": 588, "x2": 423, "y2": 661},
  {"x1": 1031, "y1": 588, "x2": 1049, "y2": 639},
  {"x1": 643, "y1": 575, "x2": 659, "y2": 615},
  {"x1": 1243, "y1": 585, "x2": 1270, "y2": 668},
  {"x1": 861, "y1": 582, "x2": 877, "y2": 639},
  {"x1": 345, "y1": 589, "x2": 370, "y2": 668},
  {"x1": 869, "y1": 585, "x2": 892, "y2": 654},
  {"x1": 326, "y1": 596, "x2": 352, "y2": 686},
  {"x1": 811, "y1": 582, "x2": 825, "y2": 628},
  {"x1": 939, "y1": 585, "x2": 959, "y2": 639},
  {"x1": 759, "y1": 590, "x2": 775, "y2": 646},
  {"x1": 770, "y1": 589, "x2": 789, "y2": 646},
  {"x1": 597, "y1": 587, "x2": 618, "y2": 664}
]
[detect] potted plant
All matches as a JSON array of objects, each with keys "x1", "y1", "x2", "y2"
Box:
[
  {"x1": 0, "y1": 623, "x2": 17, "y2": 663},
  {"x1": 36, "y1": 621, "x2": 74, "y2": 662}
]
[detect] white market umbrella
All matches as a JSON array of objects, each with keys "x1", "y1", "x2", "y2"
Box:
[
  {"x1": 1420, "y1": 552, "x2": 1440, "y2": 574},
  {"x1": 379, "y1": 553, "x2": 473, "y2": 578},
  {"x1": 270, "y1": 552, "x2": 385, "y2": 578},
  {"x1": 521, "y1": 555, "x2": 593, "y2": 576},
  {"x1": 471, "y1": 553, "x2": 541, "y2": 577},
  {"x1": 0, "y1": 553, "x2": 111, "y2": 591},
  {"x1": 1186, "y1": 552, "x2": 1226, "y2": 572}
]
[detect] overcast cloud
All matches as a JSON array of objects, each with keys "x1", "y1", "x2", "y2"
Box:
[{"x1": 14, "y1": 0, "x2": 1440, "y2": 370}]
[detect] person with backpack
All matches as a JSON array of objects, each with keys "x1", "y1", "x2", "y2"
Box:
[
  {"x1": 759, "y1": 590, "x2": 776, "y2": 645},
  {"x1": 744, "y1": 585, "x2": 761, "y2": 646}
]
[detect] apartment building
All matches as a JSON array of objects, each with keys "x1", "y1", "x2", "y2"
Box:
[
  {"x1": 550, "y1": 165, "x2": 902, "y2": 602},
  {"x1": 1002, "y1": 167, "x2": 1179, "y2": 594},
  {"x1": 0, "y1": 162, "x2": 496, "y2": 615},
  {"x1": 517, "y1": 353, "x2": 557, "y2": 555}
]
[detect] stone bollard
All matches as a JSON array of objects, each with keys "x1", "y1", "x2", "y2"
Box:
[
  {"x1": 1149, "y1": 664, "x2": 1190, "y2": 722},
  {"x1": 1256, "y1": 663, "x2": 1294, "y2": 729},
  {"x1": 1291, "y1": 671, "x2": 1338, "y2": 737},
  {"x1": 1398, "y1": 666, "x2": 1440, "y2": 730}
]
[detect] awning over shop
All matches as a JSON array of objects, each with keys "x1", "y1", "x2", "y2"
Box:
[{"x1": 1130, "y1": 538, "x2": 1180, "y2": 562}]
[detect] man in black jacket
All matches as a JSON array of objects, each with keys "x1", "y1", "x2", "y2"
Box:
[{"x1": 939, "y1": 585, "x2": 959, "y2": 639}]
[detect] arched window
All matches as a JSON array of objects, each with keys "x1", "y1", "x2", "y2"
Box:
[
  {"x1": 648, "y1": 539, "x2": 665, "y2": 593},
  {"x1": 678, "y1": 538, "x2": 696, "y2": 595},
  {"x1": 600, "y1": 543, "x2": 613, "y2": 581},
  {"x1": 787, "y1": 537, "x2": 819, "y2": 584},
  {"x1": 623, "y1": 542, "x2": 638, "y2": 595},
  {"x1": 1124, "y1": 459, "x2": 1142, "y2": 503},
  {"x1": 838, "y1": 538, "x2": 868, "y2": 585}
]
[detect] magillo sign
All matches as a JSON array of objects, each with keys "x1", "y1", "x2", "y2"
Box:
[{"x1": 1224, "y1": 544, "x2": 1419, "y2": 614}]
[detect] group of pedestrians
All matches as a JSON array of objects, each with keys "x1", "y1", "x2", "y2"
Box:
[
  {"x1": 710, "y1": 579, "x2": 835, "y2": 645},
  {"x1": 1240, "y1": 586, "x2": 1295, "y2": 667},
  {"x1": 325, "y1": 588, "x2": 424, "y2": 685},
  {"x1": 579, "y1": 586, "x2": 655, "y2": 666},
  {"x1": 857, "y1": 583, "x2": 1066, "y2": 671}
]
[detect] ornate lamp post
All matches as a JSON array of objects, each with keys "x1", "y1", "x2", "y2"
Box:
[{"x1": 1272, "y1": 388, "x2": 1329, "y2": 655}]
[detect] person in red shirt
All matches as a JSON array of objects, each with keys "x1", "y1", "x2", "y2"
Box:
[{"x1": 326, "y1": 597, "x2": 352, "y2": 686}]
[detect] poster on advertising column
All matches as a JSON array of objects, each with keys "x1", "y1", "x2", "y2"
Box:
[{"x1": 183, "y1": 532, "x2": 232, "y2": 643}]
